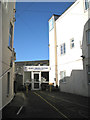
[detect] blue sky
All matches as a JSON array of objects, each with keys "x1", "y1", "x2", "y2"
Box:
[{"x1": 14, "y1": 2, "x2": 73, "y2": 62}]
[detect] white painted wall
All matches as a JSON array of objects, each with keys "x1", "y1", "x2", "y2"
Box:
[
  {"x1": 49, "y1": 0, "x2": 90, "y2": 96},
  {"x1": 49, "y1": 17, "x2": 56, "y2": 85},
  {"x1": 55, "y1": 0, "x2": 90, "y2": 96}
]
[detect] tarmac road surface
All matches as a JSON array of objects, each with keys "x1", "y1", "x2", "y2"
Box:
[{"x1": 2, "y1": 90, "x2": 89, "y2": 119}]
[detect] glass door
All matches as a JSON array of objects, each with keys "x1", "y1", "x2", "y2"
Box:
[{"x1": 33, "y1": 72, "x2": 40, "y2": 90}]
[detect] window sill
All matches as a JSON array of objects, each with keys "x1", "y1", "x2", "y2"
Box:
[{"x1": 61, "y1": 82, "x2": 67, "y2": 84}]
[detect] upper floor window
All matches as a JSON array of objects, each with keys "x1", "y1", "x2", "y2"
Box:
[
  {"x1": 3, "y1": 0, "x2": 8, "y2": 9},
  {"x1": 60, "y1": 43, "x2": 66, "y2": 55},
  {"x1": 86, "y1": 30, "x2": 90, "y2": 44},
  {"x1": 85, "y1": 0, "x2": 90, "y2": 10},
  {"x1": 49, "y1": 17, "x2": 54, "y2": 31},
  {"x1": 8, "y1": 22, "x2": 13, "y2": 49},
  {"x1": 70, "y1": 39, "x2": 74, "y2": 49}
]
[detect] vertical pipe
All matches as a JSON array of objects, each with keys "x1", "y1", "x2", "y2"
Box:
[{"x1": 54, "y1": 20, "x2": 58, "y2": 87}]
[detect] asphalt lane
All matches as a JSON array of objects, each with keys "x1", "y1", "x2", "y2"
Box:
[
  {"x1": 2, "y1": 91, "x2": 89, "y2": 119},
  {"x1": 35, "y1": 91, "x2": 89, "y2": 119}
]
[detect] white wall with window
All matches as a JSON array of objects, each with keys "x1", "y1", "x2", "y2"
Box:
[
  {"x1": 1, "y1": 2, "x2": 16, "y2": 110},
  {"x1": 85, "y1": 0, "x2": 90, "y2": 10},
  {"x1": 49, "y1": 0, "x2": 90, "y2": 96}
]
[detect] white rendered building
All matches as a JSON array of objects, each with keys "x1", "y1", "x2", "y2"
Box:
[
  {"x1": 0, "y1": 1, "x2": 16, "y2": 111},
  {"x1": 49, "y1": 0, "x2": 90, "y2": 96},
  {"x1": 15, "y1": 60, "x2": 49, "y2": 90},
  {"x1": 23, "y1": 66, "x2": 50, "y2": 90}
]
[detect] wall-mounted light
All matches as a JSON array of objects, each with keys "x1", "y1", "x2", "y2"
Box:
[
  {"x1": 81, "y1": 55, "x2": 85, "y2": 59},
  {"x1": 13, "y1": 8, "x2": 16, "y2": 13}
]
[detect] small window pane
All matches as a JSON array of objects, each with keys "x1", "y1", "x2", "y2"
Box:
[
  {"x1": 61, "y1": 45, "x2": 63, "y2": 55},
  {"x1": 7, "y1": 72, "x2": 10, "y2": 94},
  {"x1": 87, "y1": 65, "x2": 90, "y2": 84},
  {"x1": 87, "y1": 30, "x2": 90, "y2": 44},
  {"x1": 64, "y1": 43, "x2": 66, "y2": 53},
  {"x1": 8, "y1": 23, "x2": 13, "y2": 48},
  {"x1": 70, "y1": 39, "x2": 74, "y2": 49},
  {"x1": 60, "y1": 43, "x2": 66, "y2": 55},
  {"x1": 60, "y1": 71, "x2": 66, "y2": 83},
  {"x1": 85, "y1": 0, "x2": 90, "y2": 10}
]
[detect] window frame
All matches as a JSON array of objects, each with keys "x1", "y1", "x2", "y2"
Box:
[
  {"x1": 7, "y1": 72, "x2": 10, "y2": 95},
  {"x1": 86, "y1": 65, "x2": 90, "y2": 84},
  {"x1": 60, "y1": 43, "x2": 66, "y2": 55},
  {"x1": 70, "y1": 38, "x2": 75, "y2": 49},
  {"x1": 86, "y1": 29, "x2": 90, "y2": 45},
  {"x1": 8, "y1": 22, "x2": 13, "y2": 50},
  {"x1": 85, "y1": 0, "x2": 90, "y2": 10},
  {"x1": 3, "y1": 0, "x2": 8, "y2": 9},
  {"x1": 60, "y1": 71, "x2": 66, "y2": 83}
]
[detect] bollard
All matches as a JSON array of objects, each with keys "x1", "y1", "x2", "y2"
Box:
[{"x1": 50, "y1": 85, "x2": 52, "y2": 92}]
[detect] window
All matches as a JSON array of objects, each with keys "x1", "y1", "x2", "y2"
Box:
[
  {"x1": 87, "y1": 65, "x2": 90, "y2": 84},
  {"x1": 70, "y1": 39, "x2": 74, "y2": 49},
  {"x1": 7, "y1": 72, "x2": 10, "y2": 95},
  {"x1": 85, "y1": 0, "x2": 90, "y2": 10},
  {"x1": 86, "y1": 30, "x2": 90, "y2": 44},
  {"x1": 42, "y1": 64, "x2": 47, "y2": 66},
  {"x1": 3, "y1": 0, "x2": 8, "y2": 8},
  {"x1": 8, "y1": 22, "x2": 13, "y2": 49},
  {"x1": 49, "y1": 17, "x2": 54, "y2": 31},
  {"x1": 60, "y1": 43, "x2": 66, "y2": 55},
  {"x1": 60, "y1": 71, "x2": 66, "y2": 83}
]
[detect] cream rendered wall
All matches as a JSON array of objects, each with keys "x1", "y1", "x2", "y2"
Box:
[
  {"x1": 0, "y1": 2, "x2": 2, "y2": 111},
  {"x1": 2, "y1": 2, "x2": 15, "y2": 108},
  {"x1": 49, "y1": 18, "x2": 56, "y2": 85},
  {"x1": 56, "y1": 0, "x2": 89, "y2": 96}
]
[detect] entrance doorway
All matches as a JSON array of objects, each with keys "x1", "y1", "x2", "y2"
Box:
[{"x1": 33, "y1": 72, "x2": 40, "y2": 90}]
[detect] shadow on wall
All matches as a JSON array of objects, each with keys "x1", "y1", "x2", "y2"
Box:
[
  {"x1": 15, "y1": 73, "x2": 23, "y2": 91},
  {"x1": 59, "y1": 19, "x2": 90, "y2": 97},
  {"x1": 59, "y1": 70, "x2": 88, "y2": 96}
]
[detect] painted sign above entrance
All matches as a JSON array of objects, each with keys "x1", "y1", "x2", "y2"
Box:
[{"x1": 24, "y1": 66, "x2": 50, "y2": 72}]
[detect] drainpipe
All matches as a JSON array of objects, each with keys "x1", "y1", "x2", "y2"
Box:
[{"x1": 54, "y1": 21, "x2": 58, "y2": 88}]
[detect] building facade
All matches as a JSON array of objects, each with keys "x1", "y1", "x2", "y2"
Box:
[
  {"x1": 0, "y1": 1, "x2": 16, "y2": 110},
  {"x1": 49, "y1": 0, "x2": 90, "y2": 96},
  {"x1": 15, "y1": 60, "x2": 49, "y2": 90}
]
